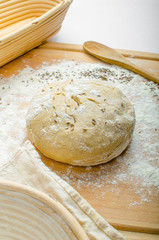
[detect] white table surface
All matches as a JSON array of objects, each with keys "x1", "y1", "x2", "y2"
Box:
[{"x1": 49, "y1": 0, "x2": 159, "y2": 54}]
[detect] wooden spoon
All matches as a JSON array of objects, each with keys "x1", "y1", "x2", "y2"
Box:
[{"x1": 83, "y1": 41, "x2": 159, "y2": 84}]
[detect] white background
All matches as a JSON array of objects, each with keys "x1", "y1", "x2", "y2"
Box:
[{"x1": 50, "y1": 0, "x2": 159, "y2": 53}]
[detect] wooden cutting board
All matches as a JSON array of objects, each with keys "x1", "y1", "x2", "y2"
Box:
[{"x1": 0, "y1": 42, "x2": 159, "y2": 240}]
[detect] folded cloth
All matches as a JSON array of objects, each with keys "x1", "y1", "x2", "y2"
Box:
[{"x1": 0, "y1": 140, "x2": 127, "y2": 240}]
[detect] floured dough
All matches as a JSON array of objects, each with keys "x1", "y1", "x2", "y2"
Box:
[{"x1": 26, "y1": 80, "x2": 135, "y2": 166}]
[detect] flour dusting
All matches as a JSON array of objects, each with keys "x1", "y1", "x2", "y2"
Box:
[{"x1": 0, "y1": 60, "x2": 159, "y2": 203}]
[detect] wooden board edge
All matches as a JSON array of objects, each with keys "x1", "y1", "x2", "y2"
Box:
[
  {"x1": 40, "y1": 42, "x2": 159, "y2": 61},
  {"x1": 113, "y1": 221, "x2": 159, "y2": 235},
  {"x1": 119, "y1": 230, "x2": 159, "y2": 240}
]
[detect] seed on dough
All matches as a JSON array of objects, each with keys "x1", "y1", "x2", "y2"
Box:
[{"x1": 92, "y1": 119, "x2": 96, "y2": 125}]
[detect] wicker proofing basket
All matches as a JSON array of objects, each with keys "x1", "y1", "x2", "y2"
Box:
[
  {"x1": 0, "y1": 0, "x2": 73, "y2": 67},
  {"x1": 0, "y1": 180, "x2": 89, "y2": 240}
]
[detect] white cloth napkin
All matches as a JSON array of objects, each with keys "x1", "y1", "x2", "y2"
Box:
[{"x1": 0, "y1": 140, "x2": 127, "y2": 240}]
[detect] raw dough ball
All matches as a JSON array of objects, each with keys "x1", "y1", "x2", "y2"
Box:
[{"x1": 26, "y1": 80, "x2": 135, "y2": 166}]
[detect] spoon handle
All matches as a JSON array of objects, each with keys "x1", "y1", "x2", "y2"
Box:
[
  {"x1": 122, "y1": 60, "x2": 159, "y2": 84},
  {"x1": 97, "y1": 54, "x2": 159, "y2": 84},
  {"x1": 83, "y1": 42, "x2": 159, "y2": 84}
]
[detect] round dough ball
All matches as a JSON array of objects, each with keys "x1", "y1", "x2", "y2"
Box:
[{"x1": 26, "y1": 80, "x2": 135, "y2": 166}]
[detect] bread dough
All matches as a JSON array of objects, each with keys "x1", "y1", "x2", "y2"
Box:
[{"x1": 26, "y1": 80, "x2": 135, "y2": 166}]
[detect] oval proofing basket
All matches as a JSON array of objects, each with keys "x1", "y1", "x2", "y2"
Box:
[
  {"x1": 0, "y1": 0, "x2": 73, "y2": 67},
  {"x1": 0, "y1": 181, "x2": 89, "y2": 240}
]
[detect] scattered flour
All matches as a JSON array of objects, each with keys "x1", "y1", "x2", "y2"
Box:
[{"x1": 0, "y1": 60, "x2": 159, "y2": 203}]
